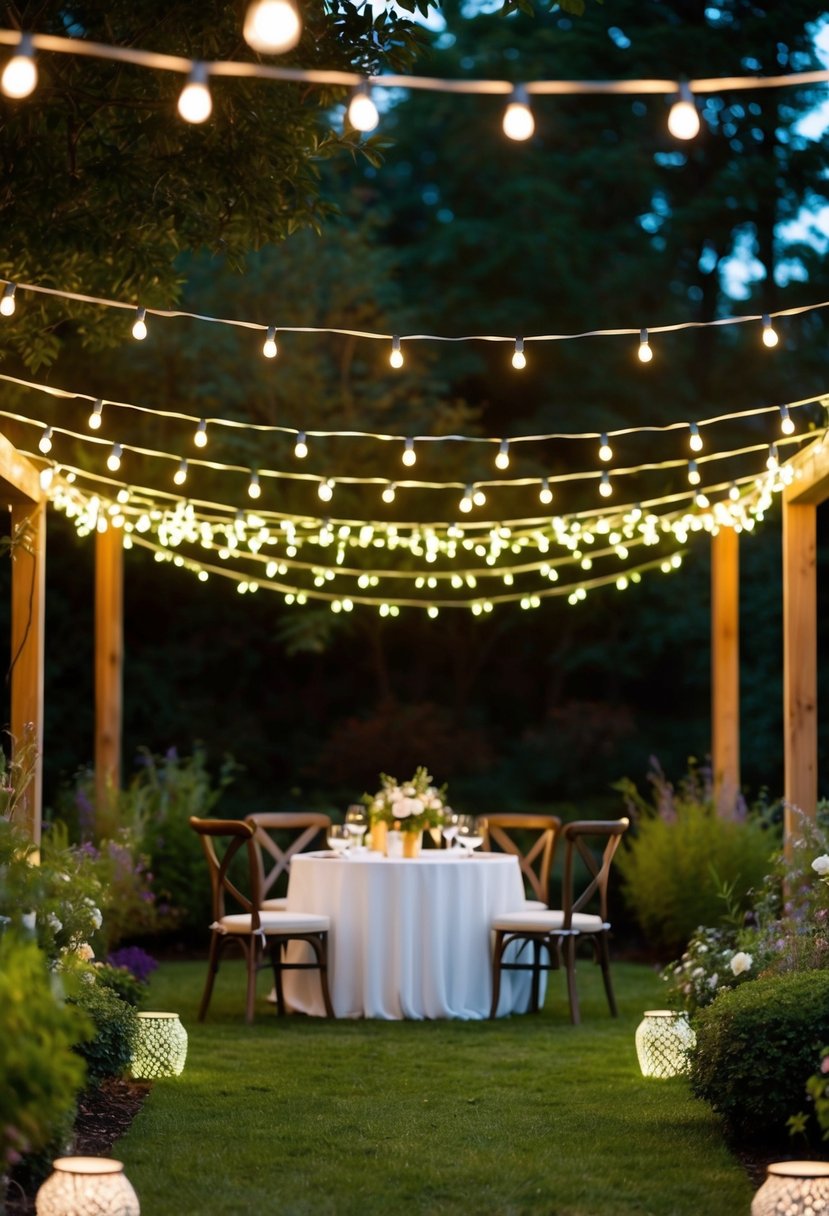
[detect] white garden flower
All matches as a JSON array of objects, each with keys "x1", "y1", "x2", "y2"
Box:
[
  {"x1": 74, "y1": 942, "x2": 95, "y2": 962},
  {"x1": 707, "y1": 973, "x2": 719, "y2": 989},
  {"x1": 812, "y1": 854, "x2": 829, "y2": 877},
  {"x1": 46, "y1": 912, "x2": 62, "y2": 933},
  {"x1": 89, "y1": 905, "x2": 103, "y2": 930},
  {"x1": 730, "y1": 951, "x2": 753, "y2": 976},
  {"x1": 21, "y1": 910, "x2": 36, "y2": 931}
]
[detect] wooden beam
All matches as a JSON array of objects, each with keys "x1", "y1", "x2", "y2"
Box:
[
  {"x1": 784, "y1": 434, "x2": 829, "y2": 506},
  {"x1": 10, "y1": 501, "x2": 45, "y2": 844},
  {"x1": 783, "y1": 499, "x2": 817, "y2": 846},
  {"x1": 95, "y1": 523, "x2": 123, "y2": 834},
  {"x1": 711, "y1": 527, "x2": 740, "y2": 815},
  {"x1": 0, "y1": 430, "x2": 43, "y2": 504}
]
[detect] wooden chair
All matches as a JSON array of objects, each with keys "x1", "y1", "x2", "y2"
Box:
[
  {"x1": 189, "y1": 816, "x2": 334, "y2": 1023},
  {"x1": 489, "y1": 818, "x2": 629, "y2": 1024},
  {"x1": 245, "y1": 812, "x2": 332, "y2": 911},
  {"x1": 477, "y1": 814, "x2": 561, "y2": 907}
]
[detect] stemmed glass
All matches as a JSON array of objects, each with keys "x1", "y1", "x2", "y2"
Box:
[
  {"x1": 441, "y1": 811, "x2": 460, "y2": 851},
  {"x1": 456, "y1": 814, "x2": 483, "y2": 857},
  {"x1": 326, "y1": 824, "x2": 351, "y2": 857},
  {"x1": 344, "y1": 807, "x2": 368, "y2": 852}
]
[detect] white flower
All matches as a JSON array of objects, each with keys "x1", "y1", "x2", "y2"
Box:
[
  {"x1": 21, "y1": 910, "x2": 36, "y2": 931},
  {"x1": 697, "y1": 944, "x2": 708, "y2": 954},
  {"x1": 730, "y1": 951, "x2": 753, "y2": 976},
  {"x1": 89, "y1": 906, "x2": 103, "y2": 930},
  {"x1": 74, "y1": 942, "x2": 95, "y2": 962},
  {"x1": 707, "y1": 973, "x2": 719, "y2": 989},
  {"x1": 812, "y1": 854, "x2": 829, "y2": 877},
  {"x1": 46, "y1": 912, "x2": 62, "y2": 933},
  {"x1": 692, "y1": 967, "x2": 705, "y2": 977}
]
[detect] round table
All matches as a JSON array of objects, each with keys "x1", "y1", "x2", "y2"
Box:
[{"x1": 283, "y1": 851, "x2": 538, "y2": 1020}]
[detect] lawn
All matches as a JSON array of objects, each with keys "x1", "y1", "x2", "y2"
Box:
[{"x1": 118, "y1": 958, "x2": 753, "y2": 1216}]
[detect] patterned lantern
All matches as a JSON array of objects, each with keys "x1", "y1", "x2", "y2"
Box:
[
  {"x1": 751, "y1": 1161, "x2": 829, "y2": 1215},
  {"x1": 130, "y1": 1011, "x2": 188, "y2": 1079},
  {"x1": 634, "y1": 1009, "x2": 696, "y2": 1078},
  {"x1": 36, "y1": 1157, "x2": 140, "y2": 1215}
]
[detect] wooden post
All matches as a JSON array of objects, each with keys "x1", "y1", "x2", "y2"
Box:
[
  {"x1": 782, "y1": 499, "x2": 817, "y2": 846},
  {"x1": 95, "y1": 522, "x2": 123, "y2": 833},
  {"x1": 711, "y1": 527, "x2": 740, "y2": 815},
  {"x1": 10, "y1": 500, "x2": 45, "y2": 844}
]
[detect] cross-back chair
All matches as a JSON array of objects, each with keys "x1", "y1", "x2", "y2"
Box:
[
  {"x1": 477, "y1": 814, "x2": 561, "y2": 907},
  {"x1": 245, "y1": 812, "x2": 332, "y2": 911},
  {"x1": 489, "y1": 818, "x2": 629, "y2": 1024},
  {"x1": 189, "y1": 816, "x2": 334, "y2": 1023}
]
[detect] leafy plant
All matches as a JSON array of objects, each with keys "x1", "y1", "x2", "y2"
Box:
[
  {"x1": 93, "y1": 961, "x2": 149, "y2": 1008},
  {"x1": 68, "y1": 971, "x2": 138, "y2": 1088}
]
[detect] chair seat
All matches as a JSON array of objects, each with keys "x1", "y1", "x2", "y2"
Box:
[
  {"x1": 216, "y1": 911, "x2": 330, "y2": 935},
  {"x1": 261, "y1": 896, "x2": 289, "y2": 911},
  {"x1": 492, "y1": 909, "x2": 608, "y2": 934},
  {"x1": 523, "y1": 898, "x2": 548, "y2": 910}
]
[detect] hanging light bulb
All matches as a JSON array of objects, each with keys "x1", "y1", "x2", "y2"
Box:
[
  {"x1": 599, "y1": 470, "x2": 613, "y2": 498},
  {"x1": 38, "y1": 427, "x2": 53, "y2": 454},
  {"x1": 638, "y1": 328, "x2": 653, "y2": 363},
  {"x1": 389, "y1": 335, "x2": 404, "y2": 369},
  {"x1": 667, "y1": 82, "x2": 700, "y2": 140},
  {"x1": 511, "y1": 337, "x2": 526, "y2": 370},
  {"x1": 459, "y1": 485, "x2": 473, "y2": 513},
  {"x1": 766, "y1": 443, "x2": 780, "y2": 471},
  {"x1": 0, "y1": 283, "x2": 16, "y2": 317},
  {"x1": 243, "y1": 0, "x2": 302, "y2": 53},
  {"x1": 178, "y1": 63, "x2": 212, "y2": 124},
  {"x1": 131, "y1": 307, "x2": 148, "y2": 340},
  {"x1": 194, "y1": 419, "x2": 208, "y2": 448},
  {"x1": 107, "y1": 443, "x2": 123, "y2": 473},
  {"x1": 1, "y1": 34, "x2": 37, "y2": 100},
  {"x1": 348, "y1": 83, "x2": 379, "y2": 133},
  {"x1": 382, "y1": 482, "x2": 396, "y2": 504},
  {"x1": 779, "y1": 404, "x2": 795, "y2": 435},
  {"x1": 762, "y1": 314, "x2": 779, "y2": 348},
  {"x1": 401, "y1": 437, "x2": 416, "y2": 467},
  {"x1": 472, "y1": 486, "x2": 487, "y2": 507},
  {"x1": 728, "y1": 482, "x2": 741, "y2": 502},
  {"x1": 495, "y1": 439, "x2": 510, "y2": 470},
  {"x1": 88, "y1": 399, "x2": 104, "y2": 430},
  {"x1": 502, "y1": 85, "x2": 534, "y2": 141},
  {"x1": 174, "y1": 458, "x2": 188, "y2": 486},
  {"x1": 262, "y1": 325, "x2": 278, "y2": 358},
  {"x1": 688, "y1": 459, "x2": 701, "y2": 486},
  {"x1": 248, "y1": 471, "x2": 261, "y2": 499},
  {"x1": 318, "y1": 478, "x2": 334, "y2": 502},
  {"x1": 539, "y1": 477, "x2": 553, "y2": 505},
  {"x1": 598, "y1": 433, "x2": 613, "y2": 462},
  {"x1": 39, "y1": 466, "x2": 54, "y2": 491},
  {"x1": 689, "y1": 421, "x2": 703, "y2": 452}
]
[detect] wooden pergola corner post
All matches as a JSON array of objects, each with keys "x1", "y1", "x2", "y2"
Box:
[
  {"x1": 10, "y1": 498, "x2": 46, "y2": 844},
  {"x1": 94, "y1": 521, "x2": 124, "y2": 836},
  {"x1": 711, "y1": 526, "x2": 741, "y2": 816}
]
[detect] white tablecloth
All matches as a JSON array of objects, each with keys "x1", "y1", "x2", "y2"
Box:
[{"x1": 283, "y1": 851, "x2": 538, "y2": 1020}]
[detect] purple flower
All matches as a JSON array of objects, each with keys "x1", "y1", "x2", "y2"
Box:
[{"x1": 107, "y1": 946, "x2": 158, "y2": 984}]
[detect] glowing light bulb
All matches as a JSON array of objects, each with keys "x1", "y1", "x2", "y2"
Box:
[
  {"x1": 382, "y1": 482, "x2": 396, "y2": 504},
  {"x1": 178, "y1": 63, "x2": 212, "y2": 124},
  {"x1": 39, "y1": 466, "x2": 53, "y2": 490},
  {"x1": 667, "y1": 82, "x2": 700, "y2": 140},
  {"x1": 761, "y1": 314, "x2": 779, "y2": 348},
  {"x1": 472, "y1": 486, "x2": 487, "y2": 507},
  {"x1": 495, "y1": 439, "x2": 510, "y2": 471},
  {"x1": 729, "y1": 482, "x2": 741, "y2": 502},
  {"x1": 689, "y1": 422, "x2": 703, "y2": 452},
  {"x1": 132, "y1": 307, "x2": 148, "y2": 340},
  {"x1": 459, "y1": 485, "x2": 473, "y2": 513},
  {"x1": 174, "y1": 458, "x2": 188, "y2": 486},
  {"x1": 390, "y1": 335, "x2": 404, "y2": 369},
  {"x1": 502, "y1": 85, "x2": 534, "y2": 141},
  {"x1": 248, "y1": 471, "x2": 261, "y2": 499},
  {"x1": 88, "y1": 399, "x2": 104, "y2": 430},
  {"x1": 1, "y1": 35, "x2": 37, "y2": 100},
  {"x1": 262, "y1": 325, "x2": 278, "y2": 359},
  {"x1": 638, "y1": 328, "x2": 653, "y2": 363},
  {"x1": 766, "y1": 443, "x2": 779, "y2": 471},
  {"x1": 539, "y1": 477, "x2": 553, "y2": 505},
  {"x1": 243, "y1": 0, "x2": 302, "y2": 53},
  {"x1": 294, "y1": 431, "x2": 308, "y2": 459},
  {"x1": 38, "y1": 427, "x2": 52, "y2": 455},
  {"x1": 0, "y1": 283, "x2": 16, "y2": 317},
  {"x1": 348, "y1": 84, "x2": 379, "y2": 133},
  {"x1": 688, "y1": 459, "x2": 701, "y2": 486},
  {"x1": 779, "y1": 405, "x2": 795, "y2": 435},
  {"x1": 599, "y1": 470, "x2": 613, "y2": 498},
  {"x1": 194, "y1": 419, "x2": 208, "y2": 448},
  {"x1": 107, "y1": 443, "x2": 123, "y2": 472},
  {"x1": 598, "y1": 433, "x2": 613, "y2": 462},
  {"x1": 318, "y1": 478, "x2": 334, "y2": 502},
  {"x1": 402, "y1": 437, "x2": 416, "y2": 467},
  {"x1": 511, "y1": 337, "x2": 526, "y2": 370}
]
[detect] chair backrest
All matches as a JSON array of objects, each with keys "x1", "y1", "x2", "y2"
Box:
[
  {"x1": 560, "y1": 818, "x2": 629, "y2": 928},
  {"x1": 244, "y1": 812, "x2": 332, "y2": 900},
  {"x1": 189, "y1": 816, "x2": 262, "y2": 927},
  {"x1": 478, "y1": 814, "x2": 562, "y2": 905}
]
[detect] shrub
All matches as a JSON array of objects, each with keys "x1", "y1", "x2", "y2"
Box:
[
  {"x1": 69, "y1": 974, "x2": 138, "y2": 1087},
  {"x1": 689, "y1": 970, "x2": 829, "y2": 1145},
  {"x1": 94, "y1": 961, "x2": 149, "y2": 1007}
]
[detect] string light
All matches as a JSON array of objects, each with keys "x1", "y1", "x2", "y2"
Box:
[
  {"x1": 1, "y1": 33, "x2": 37, "y2": 99},
  {"x1": 729, "y1": 481, "x2": 741, "y2": 501},
  {"x1": 0, "y1": 283, "x2": 16, "y2": 316},
  {"x1": 779, "y1": 404, "x2": 795, "y2": 435},
  {"x1": 382, "y1": 482, "x2": 396, "y2": 504},
  {"x1": 194, "y1": 419, "x2": 208, "y2": 448},
  {"x1": 348, "y1": 83, "x2": 379, "y2": 132},
  {"x1": 132, "y1": 307, "x2": 148, "y2": 341},
  {"x1": 177, "y1": 62, "x2": 212, "y2": 124},
  {"x1": 511, "y1": 337, "x2": 526, "y2": 370},
  {"x1": 38, "y1": 427, "x2": 52, "y2": 454},
  {"x1": 243, "y1": 0, "x2": 302, "y2": 53},
  {"x1": 262, "y1": 325, "x2": 278, "y2": 359},
  {"x1": 472, "y1": 486, "x2": 487, "y2": 507},
  {"x1": 248, "y1": 470, "x2": 261, "y2": 499},
  {"x1": 459, "y1": 485, "x2": 473, "y2": 513},
  {"x1": 106, "y1": 443, "x2": 123, "y2": 472},
  {"x1": 495, "y1": 440, "x2": 510, "y2": 471},
  {"x1": 688, "y1": 460, "x2": 701, "y2": 485},
  {"x1": 598, "y1": 433, "x2": 613, "y2": 462},
  {"x1": 539, "y1": 477, "x2": 553, "y2": 505},
  {"x1": 599, "y1": 470, "x2": 613, "y2": 498},
  {"x1": 502, "y1": 85, "x2": 534, "y2": 141},
  {"x1": 88, "y1": 399, "x2": 104, "y2": 430},
  {"x1": 638, "y1": 328, "x2": 653, "y2": 363},
  {"x1": 389, "y1": 335, "x2": 404, "y2": 369},
  {"x1": 762, "y1": 313, "x2": 779, "y2": 348},
  {"x1": 667, "y1": 82, "x2": 700, "y2": 140},
  {"x1": 689, "y1": 422, "x2": 703, "y2": 452},
  {"x1": 766, "y1": 443, "x2": 780, "y2": 471},
  {"x1": 318, "y1": 478, "x2": 334, "y2": 502},
  {"x1": 174, "y1": 459, "x2": 188, "y2": 486},
  {"x1": 294, "y1": 431, "x2": 308, "y2": 459},
  {"x1": 401, "y1": 437, "x2": 416, "y2": 467}
]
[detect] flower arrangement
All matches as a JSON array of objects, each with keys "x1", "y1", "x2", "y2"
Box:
[{"x1": 363, "y1": 767, "x2": 449, "y2": 834}]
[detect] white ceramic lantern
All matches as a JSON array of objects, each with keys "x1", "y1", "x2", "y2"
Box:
[
  {"x1": 35, "y1": 1156, "x2": 140, "y2": 1215},
  {"x1": 634, "y1": 1009, "x2": 696, "y2": 1078},
  {"x1": 751, "y1": 1161, "x2": 829, "y2": 1214},
  {"x1": 130, "y1": 1011, "x2": 188, "y2": 1079}
]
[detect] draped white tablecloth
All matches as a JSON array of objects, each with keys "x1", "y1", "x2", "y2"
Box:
[{"x1": 283, "y1": 851, "x2": 538, "y2": 1020}]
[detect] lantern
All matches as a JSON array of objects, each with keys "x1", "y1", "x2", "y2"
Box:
[
  {"x1": 635, "y1": 1009, "x2": 696, "y2": 1078},
  {"x1": 36, "y1": 1157, "x2": 140, "y2": 1215},
  {"x1": 130, "y1": 1011, "x2": 188, "y2": 1079},
  {"x1": 751, "y1": 1161, "x2": 829, "y2": 1214}
]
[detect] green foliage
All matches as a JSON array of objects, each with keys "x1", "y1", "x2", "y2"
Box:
[
  {"x1": 614, "y1": 761, "x2": 776, "y2": 957},
  {"x1": 0, "y1": 933, "x2": 90, "y2": 1168},
  {"x1": 68, "y1": 970, "x2": 138, "y2": 1088},
  {"x1": 93, "y1": 961, "x2": 149, "y2": 1008},
  {"x1": 689, "y1": 970, "x2": 829, "y2": 1146}
]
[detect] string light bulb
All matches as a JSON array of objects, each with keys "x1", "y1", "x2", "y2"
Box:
[
  {"x1": 502, "y1": 84, "x2": 534, "y2": 141},
  {"x1": 0, "y1": 283, "x2": 16, "y2": 317},
  {"x1": 132, "y1": 307, "x2": 148, "y2": 340},
  {"x1": 382, "y1": 482, "x2": 396, "y2": 504},
  {"x1": 174, "y1": 458, "x2": 188, "y2": 486},
  {"x1": 177, "y1": 63, "x2": 212, "y2": 124},
  {"x1": 689, "y1": 422, "x2": 703, "y2": 452},
  {"x1": 459, "y1": 485, "x2": 473, "y2": 513},
  {"x1": 248, "y1": 470, "x2": 261, "y2": 499},
  {"x1": 599, "y1": 470, "x2": 613, "y2": 498},
  {"x1": 472, "y1": 486, "x2": 487, "y2": 507},
  {"x1": 106, "y1": 443, "x2": 123, "y2": 473},
  {"x1": 539, "y1": 477, "x2": 553, "y2": 505},
  {"x1": 779, "y1": 404, "x2": 795, "y2": 435},
  {"x1": 294, "y1": 431, "x2": 308, "y2": 458},
  {"x1": 194, "y1": 419, "x2": 208, "y2": 448},
  {"x1": 243, "y1": 0, "x2": 302, "y2": 53},
  {"x1": 688, "y1": 459, "x2": 701, "y2": 485},
  {"x1": 667, "y1": 82, "x2": 700, "y2": 140},
  {"x1": 638, "y1": 328, "x2": 653, "y2": 363},
  {"x1": 1, "y1": 34, "x2": 37, "y2": 100},
  {"x1": 762, "y1": 314, "x2": 779, "y2": 348},
  {"x1": 262, "y1": 325, "x2": 278, "y2": 358},
  {"x1": 88, "y1": 399, "x2": 104, "y2": 430},
  {"x1": 402, "y1": 437, "x2": 416, "y2": 467},
  {"x1": 729, "y1": 482, "x2": 741, "y2": 502},
  {"x1": 598, "y1": 433, "x2": 613, "y2": 462},
  {"x1": 389, "y1": 335, "x2": 404, "y2": 369},
  {"x1": 495, "y1": 439, "x2": 510, "y2": 470},
  {"x1": 348, "y1": 83, "x2": 379, "y2": 133},
  {"x1": 767, "y1": 443, "x2": 779, "y2": 471},
  {"x1": 318, "y1": 478, "x2": 334, "y2": 502},
  {"x1": 511, "y1": 337, "x2": 526, "y2": 370},
  {"x1": 38, "y1": 427, "x2": 53, "y2": 454}
]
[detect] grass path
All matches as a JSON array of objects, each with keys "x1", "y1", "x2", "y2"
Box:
[{"x1": 118, "y1": 959, "x2": 752, "y2": 1215}]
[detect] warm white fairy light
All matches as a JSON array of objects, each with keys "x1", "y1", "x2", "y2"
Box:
[
  {"x1": 348, "y1": 83, "x2": 379, "y2": 132},
  {"x1": 459, "y1": 484, "x2": 473, "y2": 513},
  {"x1": 262, "y1": 325, "x2": 278, "y2": 359},
  {"x1": 194, "y1": 419, "x2": 208, "y2": 448},
  {"x1": 382, "y1": 482, "x2": 396, "y2": 504},
  {"x1": 390, "y1": 335, "x2": 404, "y2": 369},
  {"x1": 729, "y1": 481, "x2": 741, "y2": 501},
  {"x1": 174, "y1": 458, "x2": 188, "y2": 486},
  {"x1": 599, "y1": 470, "x2": 613, "y2": 498},
  {"x1": 638, "y1": 328, "x2": 653, "y2": 363},
  {"x1": 401, "y1": 437, "x2": 416, "y2": 467},
  {"x1": 39, "y1": 466, "x2": 54, "y2": 490},
  {"x1": 132, "y1": 307, "x2": 148, "y2": 340},
  {"x1": 472, "y1": 486, "x2": 487, "y2": 507},
  {"x1": 688, "y1": 459, "x2": 701, "y2": 485},
  {"x1": 294, "y1": 431, "x2": 308, "y2": 459},
  {"x1": 88, "y1": 399, "x2": 104, "y2": 430},
  {"x1": 689, "y1": 422, "x2": 703, "y2": 452},
  {"x1": 106, "y1": 442, "x2": 123, "y2": 472},
  {"x1": 178, "y1": 62, "x2": 212, "y2": 123},
  {"x1": 511, "y1": 337, "x2": 526, "y2": 370},
  {"x1": 539, "y1": 477, "x2": 553, "y2": 505},
  {"x1": 495, "y1": 439, "x2": 510, "y2": 471},
  {"x1": 247, "y1": 471, "x2": 261, "y2": 499},
  {"x1": 762, "y1": 313, "x2": 779, "y2": 348},
  {"x1": 38, "y1": 426, "x2": 53, "y2": 454},
  {"x1": 779, "y1": 404, "x2": 795, "y2": 435},
  {"x1": 503, "y1": 85, "x2": 534, "y2": 141},
  {"x1": 766, "y1": 442, "x2": 780, "y2": 471},
  {"x1": 1, "y1": 34, "x2": 37, "y2": 99},
  {"x1": 243, "y1": 0, "x2": 302, "y2": 53},
  {"x1": 598, "y1": 433, "x2": 613, "y2": 462},
  {"x1": 318, "y1": 478, "x2": 334, "y2": 502},
  {"x1": 667, "y1": 82, "x2": 700, "y2": 140},
  {"x1": 0, "y1": 283, "x2": 16, "y2": 317}
]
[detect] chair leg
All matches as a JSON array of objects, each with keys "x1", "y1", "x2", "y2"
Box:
[
  {"x1": 245, "y1": 937, "x2": 258, "y2": 1025},
  {"x1": 489, "y1": 930, "x2": 506, "y2": 1018},
  {"x1": 597, "y1": 932, "x2": 618, "y2": 1017},
  {"x1": 564, "y1": 933, "x2": 581, "y2": 1025},
  {"x1": 273, "y1": 942, "x2": 286, "y2": 1016},
  {"x1": 306, "y1": 933, "x2": 335, "y2": 1019},
  {"x1": 530, "y1": 939, "x2": 542, "y2": 1013},
  {"x1": 198, "y1": 931, "x2": 223, "y2": 1023}
]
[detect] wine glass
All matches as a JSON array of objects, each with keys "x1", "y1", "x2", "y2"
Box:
[
  {"x1": 456, "y1": 814, "x2": 483, "y2": 857},
  {"x1": 326, "y1": 824, "x2": 351, "y2": 857},
  {"x1": 344, "y1": 806, "x2": 368, "y2": 851},
  {"x1": 441, "y1": 811, "x2": 459, "y2": 850}
]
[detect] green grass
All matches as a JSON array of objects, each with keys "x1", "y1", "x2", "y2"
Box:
[{"x1": 118, "y1": 959, "x2": 752, "y2": 1216}]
